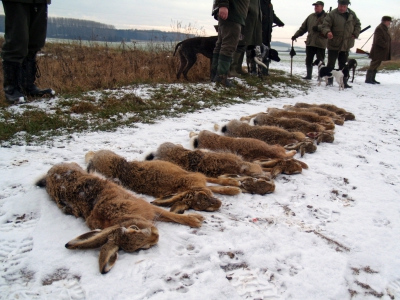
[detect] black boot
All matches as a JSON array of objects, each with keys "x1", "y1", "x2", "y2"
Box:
[
  {"x1": 343, "y1": 77, "x2": 352, "y2": 88},
  {"x1": 2, "y1": 61, "x2": 26, "y2": 104},
  {"x1": 365, "y1": 70, "x2": 375, "y2": 84},
  {"x1": 372, "y1": 70, "x2": 380, "y2": 84},
  {"x1": 214, "y1": 54, "x2": 235, "y2": 87},
  {"x1": 21, "y1": 57, "x2": 55, "y2": 97},
  {"x1": 302, "y1": 65, "x2": 313, "y2": 80},
  {"x1": 327, "y1": 77, "x2": 333, "y2": 86},
  {"x1": 214, "y1": 74, "x2": 235, "y2": 87}
]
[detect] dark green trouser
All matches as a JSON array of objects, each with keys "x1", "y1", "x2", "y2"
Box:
[
  {"x1": 305, "y1": 46, "x2": 326, "y2": 66},
  {"x1": 213, "y1": 19, "x2": 242, "y2": 58},
  {"x1": 368, "y1": 60, "x2": 382, "y2": 71},
  {"x1": 1, "y1": 1, "x2": 48, "y2": 63},
  {"x1": 327, "y1": 50, "x2": 349, "y2": 70}
]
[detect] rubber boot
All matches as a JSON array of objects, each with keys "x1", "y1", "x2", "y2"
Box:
[
  {"x1": 21, "y1": 57, "x2": 55, "y2": 97},
  {"x1": 372, "y1": 70, "x2": 380, "y2": 84},
  {"x1": 343, "y1": 77, "x2": 352, "y2": 88},
  {"x1": 210, "y1": 53, "x2": 219, "y2": 82},
  {"x1": 214, "y1": 54, "x2": 235, "y2": 87},
  {"x1": 302, "y1": 65, "x2": 313, "y2": 80},
  {"x1": 2, "y1": 61, "x2": 26, "y2": 104},
  {"x1": 327, "y1": 77, "x2": 333, "y2": 86},
  {"x1": 365, "y1": 70, "x2": 375, "y2": 84},
  {"x1": 214, "y1": 74, "x2": 236, "y2": 87}
]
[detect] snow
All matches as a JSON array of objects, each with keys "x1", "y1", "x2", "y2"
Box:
[{"x1": 1, "y1": 58, "x2": 400, "y2": 300}]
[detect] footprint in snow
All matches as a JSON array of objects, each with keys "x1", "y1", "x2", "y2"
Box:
[
  {"x1": 0, "y1": 213, "x2": 39, "y2": 233},
  {"x1": 0, "y1": 237, "x2": 33, "y2": 275},
  {"x1": 219, "y1": 251, "x2": 282, "y2": 299}
]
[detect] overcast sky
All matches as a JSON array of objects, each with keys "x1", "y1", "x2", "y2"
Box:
[{"x1": 1, "y1": 0, "x2": 399, "y2": 49}]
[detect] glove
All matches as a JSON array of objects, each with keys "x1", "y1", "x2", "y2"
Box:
[
  {"x1": 312, "y1": 25, "x2": 319, "y2": 32},
  {"x1": 291, "y1": 36, "x2": 297, "y2": 41}
]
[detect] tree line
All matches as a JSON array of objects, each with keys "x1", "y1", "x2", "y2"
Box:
[{"x1": 0, "y1": 15, "x2": 190, "y2": 42}]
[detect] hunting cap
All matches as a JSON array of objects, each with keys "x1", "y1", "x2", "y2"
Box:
[
  {"x1": 312, "y1": 1, "x2": 324, "y2": 6},
  {"x1": 381, "y1": 16, "x2": 392, "y2": 22},
  {"x1": 338, "y1": 0, "x2": 350, "y2": 4}
]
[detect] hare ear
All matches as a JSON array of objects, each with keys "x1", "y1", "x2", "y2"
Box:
[
  {"x1": 65, "y1": 227, "x2": 117, "y2": 250},
  {"x1": 170, "y1": 202, "x2": 190, "y2": 214},
  {"x1": 151, "y1": 192, "x2": 187, "y2": 207},
  {"x1": 270, "y1": 167, "x2": 283, "y2": 179},
  {"x1": 99, "y1": 240, "x2": 119, "y2": 274},
  {"x1": 307, "y1": 132, "x2": 319, "y2": 139},
  {"x1": 294, "y1": 159, "x2": 309, "y2": 170},
  {"x1": 256, "y1": 159, "x2": 280, "y2": 168}
]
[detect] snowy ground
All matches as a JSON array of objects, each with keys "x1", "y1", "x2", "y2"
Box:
[{"x1": 1, "y1": 57, "x2": 400, "y2": 300}]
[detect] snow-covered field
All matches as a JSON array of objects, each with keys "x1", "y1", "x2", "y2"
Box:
[{"x1": 1, "y1": 59, "x2": 400, "y2": 300}]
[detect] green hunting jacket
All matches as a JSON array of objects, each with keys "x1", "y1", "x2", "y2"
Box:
[
  {"x1": 369, "y1": 23, "x2": 391, "y2": 61},
  {"x1": 1, "y1": 0, "x2": 51, "y2": 3},
  {"x1": 217, "y1": 0, "x2": 251, "y2": 26},
  {"x1": 293, "y1": 11, "x2": 328, "y2": 49},
  {"x1": 242, "y1": 0, "x2": 262, "y2": 46},
  {"x1": 321, "y1": 8, "x2": 361, "y2": 51}
]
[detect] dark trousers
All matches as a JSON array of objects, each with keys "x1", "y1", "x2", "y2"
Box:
[
  {"x1": 327, "y1": 50, "x2": 349, "y2": 70},
  {"x1": 1, "y1": 2, "x2": 48, "y2": 63},
  {"x1": 368, "y1": 60, "x2": 382, "y2": 71},
  {"x1": 305, "y1": 46, "x2": 326, "y2": 66},
  {"x1": 213, "y1": 19, "x2": 242, "y2": 58}
]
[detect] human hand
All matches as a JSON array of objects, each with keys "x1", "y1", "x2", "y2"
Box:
[
  {"x1": 291, "y1": 36, "x2": 297, "y2": 41},
  {"x1": 327, "y1": 32, "x2": 333, "y2": 39},
  {"x1": 352, "y1": 35, "x2": 355, "y2": 39},
  {"x1": 219, "y1": 7, "x2": 228, "y2": 20}
]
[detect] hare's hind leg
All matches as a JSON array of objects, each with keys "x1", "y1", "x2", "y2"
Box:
[
  {"x1": 152, "y1": 206, "x2": 204, "y2": 228},
  {"x1": 207, "y1": 185, "x2": 241, "y2": 195}
]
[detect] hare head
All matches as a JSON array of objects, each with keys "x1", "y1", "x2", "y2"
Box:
[
  {"x1": 257, "y1": 158, "x2": 308, "y2": 178},
  {"x1": 66, "y1": 224, "x2": 159, "y2": 274},
  {"x1": 307, "y1": 131, "x2": 335, "y2": 144},
  {"x1": 151, "y1": 187, "x2": 221, "y2": 214},
  {"x1": 239, "y1": 176, "x2": 275, "y2": 195}
]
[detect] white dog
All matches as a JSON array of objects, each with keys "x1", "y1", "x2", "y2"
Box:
[{"x1": 313, "y1": 59, "x2": 344, "y2": 90}]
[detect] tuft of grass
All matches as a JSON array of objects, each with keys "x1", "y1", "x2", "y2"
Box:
[
  {"x1": 0, "y1": 71, "x2": 310, "y2": 146},
  {"x1": 0, "y1": 37, "x2": 311, "y2": 146}
]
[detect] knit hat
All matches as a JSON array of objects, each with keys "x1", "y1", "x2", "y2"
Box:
[
  {"x1": 338, "y1": 0, "x2": 350, "y2": 4},
  {"x1": 312, "y1": 1, "x2": 324, "y2": 6},
  {"x1": 381, "y1": 16, "x2": 392, "y2": 22}
]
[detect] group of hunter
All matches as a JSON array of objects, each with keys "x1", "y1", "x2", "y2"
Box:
[
  {"x1": 212, "y1": 0, "x2": 284, "y2": 87},
  {"x1": 1, "y1": 0, "x2": 394, "y2": 101},
  {"x1": 292, "y1": 0, "x2": 392, "y2": 87}
]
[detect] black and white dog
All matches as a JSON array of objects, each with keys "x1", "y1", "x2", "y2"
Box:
[
  {"x1": 246, "y1": 44, "x2": 281, "y2": 78},
  {"x1": 313, "y1": 59, "x2": 344, "y2": 90}
]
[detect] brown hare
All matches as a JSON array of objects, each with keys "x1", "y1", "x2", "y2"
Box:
[
  {"x1": 146, "y1": 142, "x2": 275, "y2": 195},
  {"x1": 36, "y1": 162, "x2": 204, "y2": 274},
  {"x1": 85, "y1": 150, "x2": 243, "y2": 214}
]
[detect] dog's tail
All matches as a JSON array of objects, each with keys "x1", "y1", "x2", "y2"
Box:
[{"x1": 173, "y1": 41, "x2": 183, "y2": 56}]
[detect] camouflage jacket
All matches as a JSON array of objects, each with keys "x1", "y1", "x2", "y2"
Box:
[
  {"x1": 217, "y1": 0, "x2": 251, "y2": 26},
  {"x1": 369, "y1": 23, "x2": 391, "y2": 61},
  {"x1": 321, "y1": 8, "x2": 361, "y2": 51},
  {"x1": 293, "y1": 11, "x2": 327, "y2": 49}
]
